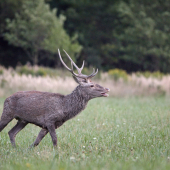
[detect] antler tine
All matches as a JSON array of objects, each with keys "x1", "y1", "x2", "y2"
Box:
[
  {"x1": 87, "y1": 68, "x2": 95, "y2": 77},
  {"x1": 71, "y1": 61, "x2": 74, "y2": 71},
  {"x1": 58, "y1": 49, "x2": 79, "y2": 77},
  {"x1": 87, "y1": 68, "x2": 98, "y2": 79},
  {"x1": 58, "y1": 49, "x2": 87, "y2": 79},
  {"x1": 58, "y1": 49, "x2": 98, "y2": 80},
  {"x1": 80, "y1": 60, "x2": 85, "y2": 72},
  {"x1": 63, "y1": 49, "x2": 82, "y2": 74},
  {"x1": 58, "y1": 49, "x2": 72, "y2": 72},
  {"x1": 76, "y1": 68, "x2": 99, "y2": 79}
]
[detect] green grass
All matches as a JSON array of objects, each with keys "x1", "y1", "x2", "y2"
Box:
[{"x1": 0, "y1": 97, "x2": 170, "y2": 170}]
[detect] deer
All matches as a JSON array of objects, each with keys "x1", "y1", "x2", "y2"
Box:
[{"x1": 0, "y1": 49, "x2": 110, "y2": 147}]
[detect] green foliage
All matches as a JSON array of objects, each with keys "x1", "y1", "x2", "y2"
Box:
[
  {"x1": 16, "y1": 65, "x2": 72, "y2": 77},
  {"x1": 17, "y1": 66, "x2": 35, "y2": 76},
  {"x1": 3, "y1": 0, "x2": 82, "y2": 65},
  {"x1": 56, "y1": 0, "x2": 118, "y2": 69},
  {"x1": 136, "y1": 71, "x2": 165, "y2": 79},
  {"x1": 1, "y1": 0, "x2": 170, "y2": 73},
  {"x1": 48, "y1": 0, "x2": 170, "y2": 73},
  {"x1": 110, "y1": 0, "x2": 170, "y2": 72},
  {"x1": 0, "y1": 0, "x2": 23, "y2": 33},
  {"x1": 0, "y1": 69, "x2": 3, "y2": 75},
  {"x1": 108, "y1": 69, "x2": 128, "y2": 81},
  {"x1": 35, "y1": 68, "x2": 47, "y2": 77},
  {"x1": 0, "y1": 79, "x2": 7, "y2": 88},
  {"x1": 17, "y1": 66, "x2": 47, "y2": 77}
]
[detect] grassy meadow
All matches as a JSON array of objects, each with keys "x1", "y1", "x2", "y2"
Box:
[{"x1": 0, "y1": 97, "x2": 170, "y2": 170}]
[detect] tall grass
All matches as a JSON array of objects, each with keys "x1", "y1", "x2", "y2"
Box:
[
  {"x1": 0, "y1": 66, "x2": 77, "y2": 97},
  {"x1": 1, "y1": 66, "x2": 170, "y2": 97}
]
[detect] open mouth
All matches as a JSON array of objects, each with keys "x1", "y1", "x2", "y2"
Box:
[
  {"x1": 101, "y1": 88, "x2": 110, "y2": 97},
  {"x1": 101, "y1": 92, "x2": 109, "y2": 97}
]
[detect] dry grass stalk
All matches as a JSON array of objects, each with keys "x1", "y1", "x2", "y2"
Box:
[{"x1": 0, "y1": 66, "x2": 170, "y2": 97}]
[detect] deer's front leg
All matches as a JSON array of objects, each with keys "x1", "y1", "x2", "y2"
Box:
[
  {"x1": 47, "y1": 124, "x2": 57, "y2": 147},
  {"x1": 32, "y1": 128, "x2": 48, "y2": 147}
]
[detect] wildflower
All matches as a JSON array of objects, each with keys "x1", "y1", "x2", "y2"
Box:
[
  {"x1": 93, "y1": 137, "x2": 96, "y2": 140},
  {"x1": 117, "y1": 125, "x2": 119, "y2": 127},
  {"x1": 70, "y1": 156, "x2": 75, "y2": 161},
  {"x1": 26, "y1": 163, "x2": 31, "y2": 168},
  {"x1": 81, "y1": 153, "x2": 85, "y2": 158},
  {"x1": 83, "y1": 146, "x2": 85, "y2": 148}
]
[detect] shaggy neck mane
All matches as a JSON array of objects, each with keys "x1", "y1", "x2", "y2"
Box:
[{"x1": 63, "y1": 85, "x2": 90, "y2": 121}]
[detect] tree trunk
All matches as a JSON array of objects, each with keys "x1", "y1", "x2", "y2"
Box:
[{"x1": 33, "y1": 51, "x2": 38, "y2": 65}]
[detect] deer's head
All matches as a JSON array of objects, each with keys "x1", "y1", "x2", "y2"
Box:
[{"x1": 58, "y1": 49, "x2": 110, "y2": 99}]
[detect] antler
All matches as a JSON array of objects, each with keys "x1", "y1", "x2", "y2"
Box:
[
  {"x1": 63, "y1": 50, "x2": 84, "y2": 75},
  {"x1": 58, "y1": 49, "x2": 98, "y2": 79}
]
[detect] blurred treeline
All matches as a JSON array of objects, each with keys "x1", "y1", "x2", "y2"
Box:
[{"x1": 0, "y1": 0, "x2": 170, "y2": 73}]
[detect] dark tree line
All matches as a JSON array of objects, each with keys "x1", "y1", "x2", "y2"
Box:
[{"x1": 1, "y1": 0, "x2": 170, "y2": 73}]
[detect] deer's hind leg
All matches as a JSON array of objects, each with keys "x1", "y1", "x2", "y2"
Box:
[
  {"x1": 0, "y1": 99, "x2": 14, "y2": 132},
  {"x1": 0, "y1": 118, "x2": 13, "y2": 132},
  {"x1": 8, "y1": 120, "x2": 28, "y2": 147}
]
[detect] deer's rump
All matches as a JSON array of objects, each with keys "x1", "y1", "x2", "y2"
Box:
[{"x1": 2, "y1": 91, "x2": 65, "y2": 127}]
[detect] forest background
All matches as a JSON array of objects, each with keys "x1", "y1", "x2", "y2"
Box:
[
  {"x1": 1, "y1": 0, "x2": 170, "y2": 73},
  {"x1": 1, "y1": 2, "x2": 170, "y2": 170}
]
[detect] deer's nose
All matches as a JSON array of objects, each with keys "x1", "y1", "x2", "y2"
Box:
[{"x1": 105, "y1": 88, "x2": 110, "y2": 92}]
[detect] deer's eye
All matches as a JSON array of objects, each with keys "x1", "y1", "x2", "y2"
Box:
[{"x1": 90, "y1": 85, "x2": 94, "y2": 87}]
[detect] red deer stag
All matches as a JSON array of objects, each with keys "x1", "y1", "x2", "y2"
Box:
[{"x1": 0, "y1": 49, "x2": 110, "y2": 147}]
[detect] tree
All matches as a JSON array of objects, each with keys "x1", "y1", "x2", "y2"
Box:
[
  {"x1": 104, "y1": 0, "x2": 170, "y2": 72},
  {"x1": 0, "y1": 0, "x2": 23, "y2": 33},
  {"x1": 0, "y1": 0, "x2": 27, "y2": 68},
  {"x1": 3, "y1": 0, "x2": 81, "y2": 65},
  {"x1": 49, "y1": 0, "x2": 170, "y2": 73},
  {"x1": 48, "y1": 0, "x2": 121, "y2": 69}
]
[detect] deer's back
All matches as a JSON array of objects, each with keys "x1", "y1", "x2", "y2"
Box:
[{"x1": 3, "y1": 91, "x2": 65, "y2": 127}]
